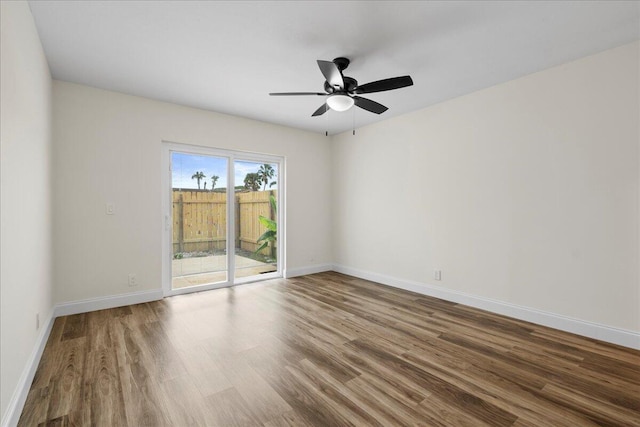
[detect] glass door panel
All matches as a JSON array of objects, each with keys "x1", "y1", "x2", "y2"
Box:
[
  {"x1": 171, "y1": 152, "x2": 228, "y2": 289},
  {"x1": 233, "y1": 160, "x2": 279, "y2": 280}
]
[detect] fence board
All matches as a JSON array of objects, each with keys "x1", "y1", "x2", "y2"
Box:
[
  {"x1": 172, "y1": 190, "x2": 276, "y2": 256},
  {"x1": 237, "y1": 191, "x2": 276, "y2": 255},
  {"x1": 172, "y1": 191, "x2": 227, "y2": 253}
]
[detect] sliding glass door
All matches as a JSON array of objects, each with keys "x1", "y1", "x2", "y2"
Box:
[
  {"x1": 170, "y1": 152, "x2": 229, "y2": 289},
  {"x1": 162, "y1": 143, "x2": 283, "y2": 296},
  {"x1": 233, "y1": 160, "x2": 279, "y2": 281}
]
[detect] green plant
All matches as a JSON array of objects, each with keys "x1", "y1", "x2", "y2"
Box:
[{"x1": 256, "y1": 195, "x2": 277, "y2": 257}]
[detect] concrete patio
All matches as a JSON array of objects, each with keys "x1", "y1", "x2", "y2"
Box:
[{"x1": 172, "y1": 254, "x2": 276, "y2": 288}]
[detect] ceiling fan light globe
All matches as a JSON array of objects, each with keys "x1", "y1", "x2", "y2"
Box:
[{"x1": 326, "y1": 94, "x2": 354, "y2": 112}]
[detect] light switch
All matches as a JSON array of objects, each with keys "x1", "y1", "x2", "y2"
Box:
[{"x1": 106, "y1": 203, "x2": 115, "y2": 215}]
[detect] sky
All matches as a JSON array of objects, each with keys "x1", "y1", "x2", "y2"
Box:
[{"x1": 171, "y1": 152, "x2": 278, "y2": 190}]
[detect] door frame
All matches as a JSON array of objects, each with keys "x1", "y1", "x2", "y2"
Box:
[{"x1": 161, "y1": 141, "x2": 285, "y2": 297}]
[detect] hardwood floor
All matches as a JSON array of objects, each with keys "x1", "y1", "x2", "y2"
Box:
[{"x1": 19, "y1": 272, "x2": 640, "y2": 426}]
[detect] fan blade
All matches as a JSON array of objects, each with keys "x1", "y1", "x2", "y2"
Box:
[
  {"x1": 353, "y1": 96, "x2": 388, "y2": 114},
  {"x1": 311, "y1": 103, "x2": 328, "y2": 117},
  {"x1": 269, "y1": 92, "x2": 326, "y2": 96},
  {"x1": 355, "y1": 76, "x2": 413, "y2": 94},
  {"x1": 317, "y1": 60, "x2": 344, "y2": 89}
]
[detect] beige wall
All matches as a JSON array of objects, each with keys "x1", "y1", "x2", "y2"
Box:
[
  {"x1": 52, "y1": 81, "x2": 332, "y2": 303},
  {"x1": 332, "y1": 42, "x2": 640, "y2": 333},
  {"x1": 0, "y1": 1, "x2": 54, "y2": 420}
]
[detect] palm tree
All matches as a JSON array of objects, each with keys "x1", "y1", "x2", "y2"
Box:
[
  {"x1": 191, "y1": 171, "x2": 205, "y2": 189},
  {"x1": 244, "y1": 173, "x2": 261, "y2": 191},
  {"x1": 257, "y1": 164, "x2": 275, "y2": 191},
  {"x1": 211, "y1": 175, "x2": 219, "y2": 191}
]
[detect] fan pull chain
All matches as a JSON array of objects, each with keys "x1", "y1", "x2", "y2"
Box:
[
  {"x1": 352, "y1": 106, "x2": 356, "y2": 135},
  {"x1": 326, "y1": 105, "x2": 329, "y2": 136}
]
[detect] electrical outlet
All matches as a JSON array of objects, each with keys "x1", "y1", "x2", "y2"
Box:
[
  {"x1": 36, "y1": 313, "x2": 40, "y2": 330},
  {"x1": 128, "y1": 273, "x2": 137, "y2": 287},
  {"x1": 434, "y1": 270, "x2": 442, "y2": 281}
]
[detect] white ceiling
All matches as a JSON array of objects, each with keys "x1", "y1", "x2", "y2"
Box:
[{"x1": 28, "y1": 1, "x2": 640, "y2": 135}]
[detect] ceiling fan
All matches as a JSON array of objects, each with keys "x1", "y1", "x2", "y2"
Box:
[{"x1": 269, "y1": 57, "x2": 413, "y2": 117}]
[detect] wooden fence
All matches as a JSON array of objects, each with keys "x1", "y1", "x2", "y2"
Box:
[{"x1": 172, "y1": 189, "x2": 277, "y2": 256}]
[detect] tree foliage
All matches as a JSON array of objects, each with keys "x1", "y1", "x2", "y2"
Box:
[
  {"x1": 257, "y1": 164, "x2": 276, "y2": 191},
  {"x1": 244, "y1": 173, "x2": 261, "y2": 191},
  {"x1": 256, "y1": 195, "x2": 277, "y2": 257}
]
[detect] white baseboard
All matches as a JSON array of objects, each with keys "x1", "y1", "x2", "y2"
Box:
[
  {"x1": 284, "y1": 263, "x2": 332, "y2": 279},
  {"x1": 1, "y1": 310, "x2": 55, "y2": 427},
  {"x1": 54, "y1": 288, "x2": 163, "y2": 317},
  {"x1": 332, "y1": 264, "x2": 640, "y2": 350}
]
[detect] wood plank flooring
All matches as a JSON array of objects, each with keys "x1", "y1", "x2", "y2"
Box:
[{"x1": 18, "y1": 272, "x2": 640, "y2": 426}]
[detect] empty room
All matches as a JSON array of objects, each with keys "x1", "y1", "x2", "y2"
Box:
[{"x1": 1, "y1": 1, "x2": 639, "y2": 426}]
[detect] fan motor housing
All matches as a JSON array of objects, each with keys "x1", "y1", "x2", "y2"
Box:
[
  {"x1": 324, "y1": 81, "x2": 335, "y2": 94},
  {"x1": 324, "y1": 76, "x2": 358, "y2": 94},
  {"x1": 343, "y1": 77, "x2": 358, "y2": 93}
]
